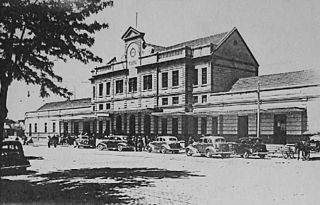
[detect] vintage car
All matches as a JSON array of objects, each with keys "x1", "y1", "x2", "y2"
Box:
[
  {"x1": 185, "y1": 136, "x2": 232, "y2": 158},
  {"x1": 74, "y1": 135, "x2": 95, "y2": 148},
  {"x1": 147, "y1": 136, "x2": 181, "y2": 154},
  {"x1": 1, "y1": 141, "x2": 30, "y2": 175},
  {"x1": 234, "y1": 137, "x2": 268, "y2": 158},
  {"x1": 96, "y1": 135, "x2": 134, "y2": 151},
  {"x1": 309, "y1": 135, "x2": 320, "y2": 152}
]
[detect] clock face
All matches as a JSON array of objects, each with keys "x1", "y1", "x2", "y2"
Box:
[
  {"x1": 130, "y1": 47, "x2": 136, "y2": 57},
  {"x1": 127, "y1": 42, "x2": 140, "y2": 68}
]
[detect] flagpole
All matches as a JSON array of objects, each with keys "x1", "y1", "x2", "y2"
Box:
[{"x1": 257, "y1": 79, "x2": 261, "y2": 138}]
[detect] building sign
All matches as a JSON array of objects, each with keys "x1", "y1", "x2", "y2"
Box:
[{"x1": 127, "y1": 42, "x2": 140, "y2": 69}]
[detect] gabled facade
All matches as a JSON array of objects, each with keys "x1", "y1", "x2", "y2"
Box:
[{"x1": 90, "y1": 27, "x2": 259, "y2": 140}]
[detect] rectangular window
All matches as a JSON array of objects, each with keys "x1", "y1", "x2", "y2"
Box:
[
  {"x1": 52, "y1": 122, "x2": 56, "y2": 133},
  {"x1": 172, "y1": 70, "x2": 179, "y2": 86},
  {"x1": 99, "y1": 104, "x2": 104, "y2": 110},
  {"x1": 106, "y1": 82, "x2": 111, "y2": 96},
  {"x1": 116, "y1": 80, "x2": 123, "y2": 94},
  {"x1": 129, "y1": 77, "x2": 137, "y2": 92},
  {"x1": 172, "y1": 96, "x2": 179, "y2": 104},
  {"x1": 161, "y1": 118, "x2": 167, "y2": 135},
  {"x1": 143, "y1": 75, "x2": 152, "y2": 90},
  {"x1": 34, "y1": 123, "x2": 37, "y2": 133},
  {"x1": 162, "y1": 98, "x2": 168, "y2": 105},
  {"x1": 202, "y1": 67, "x2": 207, "y2": 84},
  {"x1": 193, "y1": 96, "x2": 198, "y2": 103},
  {"x1": 162, "y1": 72, "x2": 168, "y2": 88},
  {"x1": 92, "y1": 105, "x2": 96, "y2": 111},
  {"x1": 193, "y1": 69, "x2": 198, "y2": 85},
  {"x1": 93, "y1": 86, "x2": 95, "y2": 98},
  {"x1": 44, "y1": 123, "x2": 47, "y2": 133},
  {"x1": 99, "y1": 83, "x2": 103, "y2": 97},
  {"x1": 202, "y1": 95, "x2": 207, "y2": 103},
  {"x1": 106, "y1": 103, "x2": 111, "y2": 110}
]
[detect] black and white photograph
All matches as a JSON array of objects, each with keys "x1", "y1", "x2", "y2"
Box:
[{"x1": 1, "y1": 0, "x2": 320, "y2": 204}]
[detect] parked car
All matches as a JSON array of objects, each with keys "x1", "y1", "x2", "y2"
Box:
[
  {"x1": 186, "y1": 136, "x2": 231, "y2": 158},
  {"x1": 147, "y1": 136, "x2": 182, "y2": 154},
  {"x1": 96, "y1": 135, "x2": 134, "y2": 151},
  {"x1": 1, "y1": 141, "x2": 30, "y2": 175},
  {"x1": 74, "y1": 135, "x2": 94, "y2": 148},
  {"x1": 234, "y1": 137, "x2": 268, "y2": 159},
  {"x1": 309, "y1": 135, "x2": 320, "y2": 152}
]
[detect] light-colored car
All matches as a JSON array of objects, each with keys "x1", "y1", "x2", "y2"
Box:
[
  {"x1": 96, "y1": 135, "x2": 134, "y2": 151},
  {"x1": 74, "y1": 135, "x2": 94, "y2": 148},
  {"x1": 185, "y1": 136, "x2": 231, "y2": 158},
  {"x1": 147, "y1": 136, "x2": 181, "y2": 154}
]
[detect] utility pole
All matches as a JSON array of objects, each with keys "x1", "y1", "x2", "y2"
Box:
[{"x1": 257, "y1": 80, "x2": 261, "y2": 138}]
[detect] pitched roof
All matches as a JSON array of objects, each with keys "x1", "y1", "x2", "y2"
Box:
[
  {"x1": 230, "y1": 69, "x2": 320, "y2": 92},
  {"x1": 37, "y1": 98, "x2": 91, "y2": 111},
  {"x1": 161, "y1": 31, "x2": 228, "y2": 51}
]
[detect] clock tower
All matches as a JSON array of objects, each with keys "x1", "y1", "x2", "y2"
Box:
[{"x1": 121, "y1": 27, "x2": 146, "y2": 71}]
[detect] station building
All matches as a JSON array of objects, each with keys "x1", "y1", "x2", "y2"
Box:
[{"x1": 25, "y1": 27, "x2": 320, "y2": 144}]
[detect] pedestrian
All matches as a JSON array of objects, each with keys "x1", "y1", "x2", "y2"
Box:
[
  {"x1": 134, "y1": 136, "x2": 138, "y2": 151},
  {"x1": 48, "y1": 135, "x2": 51, "y2": 148},
  {"x1": 295, "y1": 141, "x2": 301, "y2": 160}
]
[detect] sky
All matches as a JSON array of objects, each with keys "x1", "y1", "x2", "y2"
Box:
[{"x1": 7, "y1": 0, "x2": 320, "y2": 120}]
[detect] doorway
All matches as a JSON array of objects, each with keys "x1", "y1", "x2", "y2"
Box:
[
  {"x1": 274, "y1": 114, "x2": 287, "y2": 144},
  {"x1": 238, "y1": 116, "x2": 248, "y2": 138}
]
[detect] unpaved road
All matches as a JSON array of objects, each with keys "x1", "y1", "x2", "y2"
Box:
[{"x1": 1, "y1": 146, "x2": 320, "y2": 205}]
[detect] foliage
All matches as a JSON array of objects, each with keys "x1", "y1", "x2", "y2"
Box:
[{"x1": 0, "y1": 0, "x2": 113, "y2": 97}]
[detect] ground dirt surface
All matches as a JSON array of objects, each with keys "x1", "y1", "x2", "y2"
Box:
[{"x1": 1, "y1": 145, "x2": 320, "y2": 205}]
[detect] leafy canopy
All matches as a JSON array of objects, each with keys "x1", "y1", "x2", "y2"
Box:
[{"x1": 0, "y1": 0, "x2": 113, "y2": 97}]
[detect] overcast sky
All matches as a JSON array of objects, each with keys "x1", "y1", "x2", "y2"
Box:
[{"x1": 7, "y1": 0, "x2": 320, "y2": 120}]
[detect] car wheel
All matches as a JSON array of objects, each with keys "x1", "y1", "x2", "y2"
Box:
[
  {"x1": 118, "y1": 145, "x2": 123, "y2": 152},
  {"x1": 97, "y1": 144, "x2": 105, "y2": 151},
  {"x1": 205, "y1": 150, "x2": 212, "y2": 158},
  {"x1": 147, "y1": 146, "x2": 153, "y2": 153},
  {"x1": 243, "y1": 151, "x2": 249, "y2": 159},
  {"x1": 221, "y1": 154, "x2": 227, "y2": 158},
  {"x1": 259, "y1": 154, "x2": 266, "y2": 159},
  {"x1": 160, "y1": 147, "x2": 167, "y2": 154},
  {"x1": 186, "y1": 149, "x2": 193, "y2": 156}
]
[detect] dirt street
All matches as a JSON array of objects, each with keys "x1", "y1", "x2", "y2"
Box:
[{"x1": 1, "y1": 146, "x2": 320, "y2": 205}]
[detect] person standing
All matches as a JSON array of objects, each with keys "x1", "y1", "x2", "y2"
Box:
[{"x1": 48, "y1": 135, "x2": 51, "y2": 148}]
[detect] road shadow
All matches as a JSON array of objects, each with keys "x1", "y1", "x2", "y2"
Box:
[{"x1": 1, "y1": 167, "x2": 204, "y2": 204}]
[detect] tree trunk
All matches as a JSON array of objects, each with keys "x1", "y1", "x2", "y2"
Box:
[{"x1": 0, "y1": 79, "x2": 9, "y2": 142}]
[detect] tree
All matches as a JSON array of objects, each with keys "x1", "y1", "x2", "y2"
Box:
[{"x1": 0, "y1": 0, "x2": 113, "y2": 141}]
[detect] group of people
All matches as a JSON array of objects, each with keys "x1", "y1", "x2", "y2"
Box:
[{"x1": 127, "y1": 135, "x2": 149, "y2": 151}]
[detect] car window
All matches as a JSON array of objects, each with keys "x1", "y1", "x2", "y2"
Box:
[
  {"x1": 109, "y1": 137, "x2": 115, "y2": 140},
  {"x1": 215, "y1": 138, "x2": 225, "y2": 143},
  {"x1": 207, "y1": 139, "x2": 212, "y2": 143},
  {"x1": 203, "y1": 138, "x2": 208, "y2": 143},
  {"x1": 169, "y1": 138, "x2": 177, "y2": 141}
]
